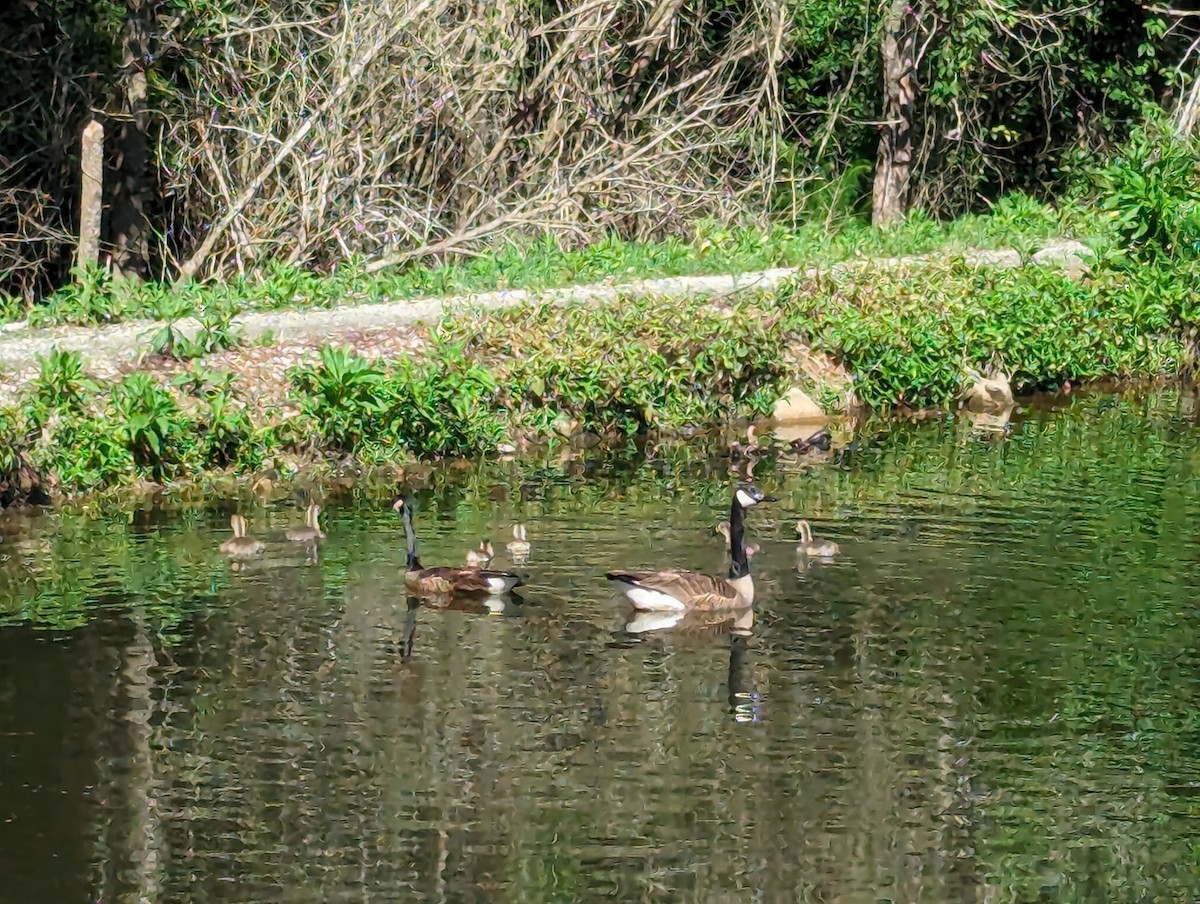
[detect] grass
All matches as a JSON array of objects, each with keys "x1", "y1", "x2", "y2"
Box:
[
  {"x1": 2, "y1": 193, "x2": 1090, "y2": 329},
  {"x1": 4, "y1": 239, "x2": 1198, "y2": 499},
  {"x1": 781, "y1": 253, "x2": 1195, "y2": 409}
]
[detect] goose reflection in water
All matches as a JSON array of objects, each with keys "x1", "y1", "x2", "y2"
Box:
[
  {"x1": 394, "y1": 585, "x2": 524, "y2": 663},
  {"x1": 620, "y1": 606, "x2": 760, "y2": 723}
]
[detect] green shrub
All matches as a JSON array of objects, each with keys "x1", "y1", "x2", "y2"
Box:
[
  {"x1": 21, "y1": 348, "x2": 97, "y2": 437},
  {"x1": 35, "y1": 412, "x2": 135, "y2": 491},
  {"x1": 108, "y1": 373, "x2": 190, "y2": 482},
  {"x1": 386, "y1": 344, "x2": 504, "y2": 457},
  {"x1": 194, "y1": 384, "x2": 274, "y2": 471},
  {"x1": 441, "y1": 295, "x2": 789, "y2": 435},
  {"x1": 782, "y1": 257, "x2": 1187, "y2": 408},
  {"x1": 290, "y1": 346, "x2": 394, "y2": 454},
  {"x1": 1099, "y1": 119, "x2": 1200, "y2": 261},
  {"x1": 289, "y1": 344, "x2": 504, "y2": 459}
]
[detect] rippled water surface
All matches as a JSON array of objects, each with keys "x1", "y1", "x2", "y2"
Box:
[{"x1": 3, "y1": 389, "x2": 1200, "y2": 902}]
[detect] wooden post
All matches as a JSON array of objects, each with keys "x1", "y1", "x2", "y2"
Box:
[{"x1": 77, "y1": 119, "x2": 104, "y2": 273}]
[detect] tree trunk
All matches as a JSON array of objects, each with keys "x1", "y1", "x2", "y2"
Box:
[
  {"x1": 1175, "y1": 71, "x2": 1200, "y2": 140},
  {"x1": 107, "y1": 0, "x2": 153, "y2": 278},
  {"x1": 872, "y1": 0, "x2": 918, "y2": 227}
]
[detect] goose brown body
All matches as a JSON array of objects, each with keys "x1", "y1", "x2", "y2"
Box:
[
  {"x1": 606, "y1": 483, "x2": 775, "y2": 611},
  {"x1": 393, "y1": 497, "x2": 524, "y2": 597},
  {"x1": 404, "y1": 565, "x2": 518, "y2": 596},
  {"x1": 606, "y1": 568, "x2": 749, "y2": 611}
]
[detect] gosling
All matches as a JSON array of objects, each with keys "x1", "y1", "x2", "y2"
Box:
[{"x1": 796, "y1": 519, "x2": 839, "y2": 558}]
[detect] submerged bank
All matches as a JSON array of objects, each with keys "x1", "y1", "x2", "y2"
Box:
[{"x1": 1, "y1": 242, "x2": 1197, "y2": 503}]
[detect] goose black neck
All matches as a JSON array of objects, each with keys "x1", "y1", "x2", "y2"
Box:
[
  {"x1": 401, "y1": 504, "x2": 422, "y2": 571},
  {"x1": 727, "y1": 495, "x2": 750, "y2": 579}
]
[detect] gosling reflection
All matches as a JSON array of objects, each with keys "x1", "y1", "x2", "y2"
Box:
[
  {"x1": 965, "y1": 406, "x2": 1013, "y2": 436},
  {"x1": 506, "y1": 524, "x2": 531, "y2": 565}
]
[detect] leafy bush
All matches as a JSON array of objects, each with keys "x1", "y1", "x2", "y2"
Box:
[
  {"x1": 782, "y1": 257, "x2": 1190, "y2": 408},
  {"x1": 290, "y1": 346, "x2": 394, "y2": 453},
  {"x1": 1099, "y1": 120, "x2": 1200, "y2": 261},
  {"x1": 441, "y1": 295, "x2": 790, "y2": 435},
  {"x1": 147, "y1": 298, "x2": 245, "y2": 361},
  {"x1": 24, "y1": 348, "x2": 98, "y2": 429},
  {"x1": 36, "y1": 412, "x2": 136, "y2": 491},
  {"x1": 109, "y1": 374, "x2": 189, "y2": 481},
  {"x1": 289, "y1": 344, "x2": 504, "y2": 458},
  {"x1": 192, "y1": 381, "x2": 274, "y2": 471},
  {"x1": 387, "y1": 345, "x2": 504, "y2": 456}
]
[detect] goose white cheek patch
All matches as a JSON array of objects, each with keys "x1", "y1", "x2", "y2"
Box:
[{"x1": 735, "y1": 488, "x2": 757, "y2": 508}]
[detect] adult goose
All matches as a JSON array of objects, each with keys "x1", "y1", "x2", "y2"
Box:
[
  {"x1": 392, "y1": 496, "x2": 525, "y2": 597},
  {"x1": 606, "y1": 483, "x2": 776, "y2": 611},
  {"x1": 220, "y1": 514, "x2": 264, "y2": 560}
]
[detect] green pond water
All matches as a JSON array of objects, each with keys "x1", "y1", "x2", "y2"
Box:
[{"x1": 2, "y1": 388, "x2": 1200, "y2": 903}]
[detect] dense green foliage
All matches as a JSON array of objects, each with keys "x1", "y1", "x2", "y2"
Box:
[
  {"x1": 784, "y1": 255, "x2": 1197, "y2": 408},
  {"x1": 781, "y1": 0, "x2": 1181, "y2": 212},
  {"x1": 1099, "y1": 119, "x2": 1200, "y2": 261},
  {"x1": 2, "y1": 293, "x2": 799, "y2": 494},
  {"x1": 291, "y1": 345, "x2": 505, "y2": 458},
  {"x1": 6, "y1": 132, "x2": 1200, "y2": 496},
  {"x1": 439, "y1": 296, "x2": 790, "y2": 435},
  {"x1": 4, "y1": 237, "x2": 1200, "y2": 496}
]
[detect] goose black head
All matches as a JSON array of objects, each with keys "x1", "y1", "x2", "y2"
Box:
[
  {"x1": 734, "y1": 483, "x2": 778, "y2": 509},
  {"x1": 391, "y1": 494, "x2": 407, "y2": 513}
]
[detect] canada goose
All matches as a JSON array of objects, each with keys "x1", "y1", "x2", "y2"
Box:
[
  {"x1": 715, "y1": 520, "x2": 760, "y2": 558},
  {"x1": 796, "y1": 520, "x2": 839, "y2": 557},
  {"x1": 506, "y1": 524, "x2": 531, "y2": 562},
  {"x1": 465, "y1": 540, "x2": 494, "y2": 567},
  {"x1": 606, "y1": 482, "x2": 776, "y2": 611},
  {"x1": 220, "y1": 514, "x2": 265, "y2": 559},
  {"x1": 392, "y1": 496, "x2": 524, "y2": 597},
  {"x1": 285, "y1": 503, "x2": 325, "y2": 543}
]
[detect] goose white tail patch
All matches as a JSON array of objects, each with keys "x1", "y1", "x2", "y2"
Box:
[
  {"x1": 625, "y1": 611, "x2": 686, "y2": 633},
  {"x1": 618, "y1": 584, "x2": 687, "y2": 611}
]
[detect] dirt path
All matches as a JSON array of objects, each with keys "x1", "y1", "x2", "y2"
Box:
[{"x1": 0, "y1": 241, "x2": 1088, "y2": 402}]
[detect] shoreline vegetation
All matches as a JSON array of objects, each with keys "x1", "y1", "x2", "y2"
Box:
[{"x1": 4, "y1": 118, "x2": 1200, "y2": 504}]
